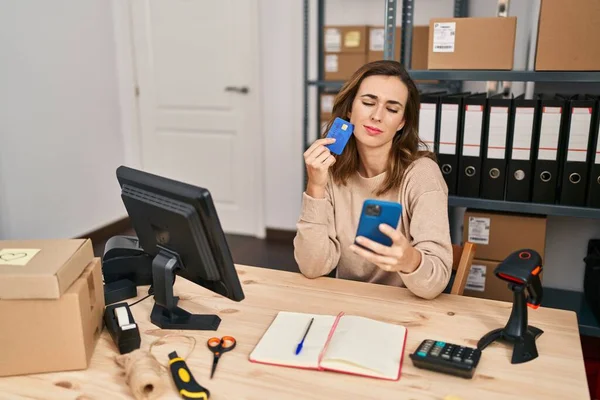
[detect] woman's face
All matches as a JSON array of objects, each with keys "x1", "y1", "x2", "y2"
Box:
[{"x1": 348, "y1": 75, "x2": 408, "y2": 149}]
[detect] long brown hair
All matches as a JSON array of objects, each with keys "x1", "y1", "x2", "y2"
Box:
[{"x1": 323, "y1": 60, "x2": 434, "y2": 196}]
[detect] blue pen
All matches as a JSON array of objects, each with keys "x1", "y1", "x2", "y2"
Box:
[{"x1": 295, "y1": 317, "x2": 314, "y2": 355}]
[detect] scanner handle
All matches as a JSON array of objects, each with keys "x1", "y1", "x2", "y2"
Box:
[{"x1": 526, "y1": 269, "x2": 543, "y2": 309}]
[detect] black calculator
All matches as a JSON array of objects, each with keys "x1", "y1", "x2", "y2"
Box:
[{"x1": 409, "y1": 339, "x2": 482, "y2": 379}]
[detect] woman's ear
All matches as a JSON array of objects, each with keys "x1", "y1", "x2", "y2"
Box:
[{"x1": 396, "y1": 118, "x2": 406, "y2": 132}]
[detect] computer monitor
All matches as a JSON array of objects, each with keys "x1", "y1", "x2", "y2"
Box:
[{"x1": 115, "y1": 165, "x2": 244, "y2": 331}]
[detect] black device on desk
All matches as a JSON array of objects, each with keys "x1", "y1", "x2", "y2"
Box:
[
  {"x1": 104, "y1": 302, "x2": 141, "y2": 354},
  {"x1": 102, "y1": 235, "x2": 154, "y2": 305},
  {"x1": 477, "y1": 249, "x2": 544, "y2": 364},
  {"x1": 410, "y1": 339, "x2": 481, "y2": 379},
  {"x1": 110, "y1": 166, "x2": 245, "y2": 331}
]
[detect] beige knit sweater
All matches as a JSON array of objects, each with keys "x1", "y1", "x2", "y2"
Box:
[{"x1": 293, "y1": 157, "x2": 453, "y2": 299}]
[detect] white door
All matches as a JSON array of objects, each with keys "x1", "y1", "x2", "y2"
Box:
[{"x1": 130, "y1": 0, "x2": 263, "y2": 237}]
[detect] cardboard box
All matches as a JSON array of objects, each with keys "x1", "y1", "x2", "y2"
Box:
[
  {"x1": 535, "y1": 0, "x2": 600, "y2": 71},
  {"x1": 0, "y1": 258, "x2": 104, "y2": 376},
  {"x1": 427, "y1": 17, "x2": 516, "y2": 70},
  {"x1": 0, "y1": 238, "x2": 94, "y2": 299},
  {"x1": 320, "y1": 93, "x2": 335, "y2": 122},
  {"x1": 464, "y1": 258, "x2": 545, "y2": 302},
  {"x1": 324, "y1": 53, "x2": 366, "y2": 81},
  {"x1": 463, "y1": 210, "x2": 547, "y2": 263},
  {"x1": 324, "y1": 26, "x2": 367, "y2": 53},
  {"x1": 463, "y1": 259, "x2": 512, "y2": 302},
  {"x1": 367, "y1": 26, "x2": 430, "y2": 70}
]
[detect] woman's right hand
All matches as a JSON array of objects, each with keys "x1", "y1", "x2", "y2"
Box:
[{"x1": 303, "y1": 138, "x2": 336, "y2": 199}]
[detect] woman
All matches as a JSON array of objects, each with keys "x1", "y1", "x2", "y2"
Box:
[{"x1": 293, "y1": 60, "x2": 452, "y2": 300}]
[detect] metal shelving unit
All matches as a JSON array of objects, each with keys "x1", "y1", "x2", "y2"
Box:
[
  {"x1": 303, "y1": 0, "x2": 600, "y2": 337},
  {"x1": 448, "y1": 197, "x2": 600, "y2": 219}
]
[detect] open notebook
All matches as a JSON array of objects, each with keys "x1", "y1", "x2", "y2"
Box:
[{"x1": 249, "y1": 311, "x2": 407, "y2": 380}]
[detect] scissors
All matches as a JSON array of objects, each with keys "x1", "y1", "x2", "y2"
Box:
[{"x1": 207, "y1": 336, "x2": 236, "y2": 379}]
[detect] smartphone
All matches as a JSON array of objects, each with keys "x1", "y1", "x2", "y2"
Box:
[{"x1": 355, "y1": 199, "x2": 402, "y2": 247}]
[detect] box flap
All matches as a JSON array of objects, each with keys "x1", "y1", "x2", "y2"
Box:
[{"x1": 0, "y1": 239, "x2": 94, "y2": 300}]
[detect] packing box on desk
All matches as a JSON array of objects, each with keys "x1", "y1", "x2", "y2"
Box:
[
  {"x1": 427, "y1": 17, "x2": 516, "y2": 70},
  {"x1": 0, "y1": 257, "x2": 104, "y2": 377},
  {"x1": 463, "y1": 210, "x2": 547, "y2": 263},
  {"x1": 535, "y1": 0, "x2": 600, "y2": 71},
  {"x1": 0, "y1": 238, "x2": 93, "y2": 299}
]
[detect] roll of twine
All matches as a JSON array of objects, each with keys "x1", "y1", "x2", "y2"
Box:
[{"x1": 115, "y1": 334, "x2": 197, "y2": 400}]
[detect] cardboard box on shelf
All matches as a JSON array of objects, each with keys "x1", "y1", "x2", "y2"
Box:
[
  {"x1": 463, "y1": 259, "x2": 511, "y2": 302},
  {"x1": 323, "y1": 26, "x2": 368, "y2": 54},
  {"x1": 367, "y1": 26, "x2": 430, "y2": 70},
  {"x1": 320, "y1": 93, "x2": 335, "y2": 124},
  {"x1": 462, "y1": 210, "x2": 547, "y2": 263},
  {"x1": 463, "y1": 258, "x2": 545, "y2": 302},
  {"x1": 535, "y1": 0, "x2": 600, "y2": 71},
  {"x1": 0, "y1": 257, "x2": 105, "y2": 377},
  {"x1": 324, "y1": 53, "x2": 366, "y2": 81},
  {"x1": 427, "y1": 17, "x2": 517, "y2": 70},
  {"x1": 0, "y1": 238, "x2": 94, "y2": 299}
]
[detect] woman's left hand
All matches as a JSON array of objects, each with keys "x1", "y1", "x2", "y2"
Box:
[{"x1": 349, "y1": 224, "x2": 421, "y2": 274}]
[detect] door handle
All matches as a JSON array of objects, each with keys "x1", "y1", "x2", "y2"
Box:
[{"x1": 224, "y1": 86, "x2": 249, "y2": 94}]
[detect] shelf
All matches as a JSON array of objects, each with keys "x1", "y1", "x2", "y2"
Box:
[
  {"x1": 448, "y1": 196, "x2": 600, "y2": 219},
  {"x1": 542, "y1": 288, "x2": 600, "y2": 337},
  {"x1": 308, "y1": 70, "x2": 600, "y2": 88},
  {"x1": 409, "y1": 70, "x2": 600, "y2": 82}
]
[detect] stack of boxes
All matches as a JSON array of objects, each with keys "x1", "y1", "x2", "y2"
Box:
[
  {"x1": 320, "y1": 24, "x2": 430, "y2": 129},
  {"x1": 462, "y1": 210, "x2": 547, "y2": 302},
  {"x1": 323, "y1": 25, "x2": 368, "y2": 81},
  {"x1": 0, "y1": 239, "x2": 104, "y2": 376}
]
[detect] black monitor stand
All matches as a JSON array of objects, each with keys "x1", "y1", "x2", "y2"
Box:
[{"x1": 150, "y1": 250, "x2": 221, "y2": 331}]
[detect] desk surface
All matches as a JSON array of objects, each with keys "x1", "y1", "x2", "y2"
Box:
[{"x1": 0, "y1": 265, "x2": 590, "y2": 400}]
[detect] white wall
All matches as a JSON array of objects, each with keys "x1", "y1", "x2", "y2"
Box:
[
  {"x1": 0, "y1": 1, "x2": 127, "y2": 239},
  {"x1": 259, "y1": 0, "x2": 305, "y2": 230}
]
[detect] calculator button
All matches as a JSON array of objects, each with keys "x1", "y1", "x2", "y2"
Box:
[
  {"x1": 441, "y1": 344, "x2": 454, "y2": 360},
  {"x1": 430, "y1": 347, "x2": 442, "y2": 357},
  {"x1": 452, "y1": 346, "x2": 466, "y2": 363},
  {"x1": 417, "y1": 351, "x2": 427, "y2": 357}
]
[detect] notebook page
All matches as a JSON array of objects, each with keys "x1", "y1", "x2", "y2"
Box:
[
  {"x1": 320, "y1": 315, "x2": 406, "y2": 380},
  {"x1": 249, "y1": 311, "x2": 336, "y2": 369}
]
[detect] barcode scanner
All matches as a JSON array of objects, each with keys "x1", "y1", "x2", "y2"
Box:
[{"x1": 477, "y1": 249, "x2": 544, "y2": 364}]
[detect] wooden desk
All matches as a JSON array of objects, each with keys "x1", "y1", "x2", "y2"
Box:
[{"x1": 0, "y1": 265, "x2": 590, "y2": 399}]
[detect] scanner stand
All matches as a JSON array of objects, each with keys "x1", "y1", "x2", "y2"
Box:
[
  {"x1": 477, "y1": 283, "x2": 543, "y2": 364},
  {"x1": 150, "y1": 250, "x2": 221, "y2": 331}
]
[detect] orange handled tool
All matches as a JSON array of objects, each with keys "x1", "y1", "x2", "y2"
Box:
[{"x1": 207, "y1": 336, "x2": 237, "y2": 379}]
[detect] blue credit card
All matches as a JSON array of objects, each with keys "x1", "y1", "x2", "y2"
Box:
[{"x1": 325, "y1": 117, "x2": 354, "y2": 155}]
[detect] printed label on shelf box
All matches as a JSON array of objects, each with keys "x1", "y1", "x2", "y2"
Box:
[
  {"x1": 433, "y1": 22, "x2": 456, "y2": 52},
  {"x1": 321, "y1": 95, "x2": 334, "y2": 114},
  {"x1": 369, "y1": 28, "x2": 385, "y2": 51},
  {"x1": 325, "y1": 55, "x2": 338, "y2": 72},
  {"x1": 468, "y1": 217, "x2": 490, "y2": 245},
  {"x1": 465, "y1": 264, "x2": 486, "y2": 292},
  {"x1": 325, "y1": 28, "x2": 341, "y2": 52},
  {"x1": 344, "y1": 31, "x2": 361, "y2": 48}
]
